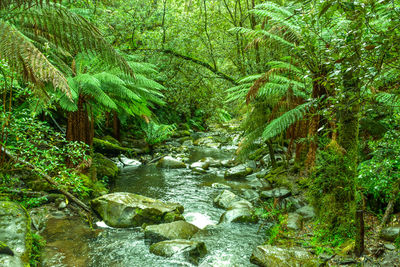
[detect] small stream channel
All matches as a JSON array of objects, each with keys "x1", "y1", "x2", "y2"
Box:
[{"x1": 42, "y1": 143, "x2": 267, "y2": 267}]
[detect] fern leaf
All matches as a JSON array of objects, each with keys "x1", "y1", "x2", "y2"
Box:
[
  {"x1": 262, "y1": 102, "x2": 309, "y2": 140},
  {"x1": 0, "y1": 20, "x2": 71, "y2": 97}
]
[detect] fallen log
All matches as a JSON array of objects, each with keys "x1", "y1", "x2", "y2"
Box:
[{"x1": 1, "y1": 146, "x2": 91, "y2": 213}]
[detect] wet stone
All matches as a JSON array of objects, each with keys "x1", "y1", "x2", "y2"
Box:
[
  {"x1": 381, "y1": 227, "x2": 400, "y2": 242},
  {"x1": 144, "y1": 221, "x2": 200, "y2": 245},
  {"x1": 224, "y1": 164, "x2": 253, "y2": 179},
  {"x1": 260, "y1": 188, "x2": 291, "y2": 199},
  {"x1": 295, "y1": 205, "x2": 315, "y2": 221}
]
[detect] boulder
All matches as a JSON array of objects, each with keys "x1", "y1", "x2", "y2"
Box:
[
  {"x1": 190, "y1": 161, "x2": 210, "y2": 170},
  {"x1": 92, "y1": 153, "x2": 119, "y2": 181},
  {"x1": 202, "y1": 157, "x2": 221, "y2": 168},
  {"x1": 193, "y1": 137, "x2": 214, "y2": 146},
  {"x1": 144, "y1": 221, "x2": 200, "y2": 244},
  {"x1": 219, "y1": 207, "x2": 258, "y2": 224},
  {"x1": 260, "y1": 188, "x2": 291, "y2": 199},
  {"x1": 295, "y1": 205, "x2": 315, "y2": 221},
  {"x1": 90, "y1": 192, "x2": 184, "y2": 228},
  {"x1": 93, "y1": 137, "x2": 134, "y2": 157},
  {"x1": 213, "y1": 190, "x2": 244, "y2": 209},
  {"x1": 211, "y1": 183, "x2": 231, "y2": 189},
  {"x1": 149, "y1": 239, "x2": 207, "y2": 264},
  {"x1": 0, "y1": 202, "x2": 31, "y2": 267},
  {"x1": 224, "y1": 165, "x2": 253, "y2": 179},
  {"x1": 156, "y1": 156, "x2": 186, "y2": 169},
  {"x1": 240, "y1": 189, "x2": 260, "y2": 203},
  {"x1": 250, "y1": 245, "x2": 319, "y2": 267},
  {"x1": 287, "y1": 213, "x2": 303, "y2": 231},
  {"x1": 381, "y1": 227, "x2": 400, "y2": 242}
]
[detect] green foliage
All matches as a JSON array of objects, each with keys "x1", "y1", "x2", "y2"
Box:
[
  {"x1": 2, "y1": 109, "x2": 91, "y2": 198},
  {"x1": 30, "y1": 233, "x2": 46, "y2": 267},
  {"x1": 358, "y1": 116, "x2": 400, "y2": 203},
  {"x1": 308, "y1": 148, "x2": 356, "y2": 236},
  {"x1": 255, "y1": 199, "x2": 287, "y2": 245},
  {"x1": 142, "y1": 121, "x2": 176, "y2": 145}
]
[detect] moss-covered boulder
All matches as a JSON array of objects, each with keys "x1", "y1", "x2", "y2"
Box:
[
  {"x1": 149, "y1": 239, "x2": 207, "y2": 265},
  {"x1": 156, "y1": 156, "x2": 186, "y2": 169},
  {"x1": 92, "y1": 153, "x2": 119, "y2": 181},
  {"x1": 219, "y1": 202, "x2": 257, "y2": 224},
  {"x1": 224, "y1": 165, "x2": 253, "y2": 179},
  {"x1": 90, "y1": 192, "x2": 184, "y2": 228},
  {"x1": 250, "y1": 245, "x2": 319, "y2": 267},
  {"x1": 213, "y1": 190, "x2": 250, "y2": 210},
  {"x1": 144, "y1": 221, "x2": 200, "y2": 245},
  {"x1": 0, "y1": 201, "x2": 31, "y2": 267},
  {"x1": 93, "y1": 137, "x2": 134, "y2": 157}
]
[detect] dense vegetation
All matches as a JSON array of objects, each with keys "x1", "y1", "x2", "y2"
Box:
[{"x1": 1, "y1": 0, "x2": 400, "y2": 265}]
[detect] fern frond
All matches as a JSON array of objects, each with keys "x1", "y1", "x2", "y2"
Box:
[
  {"x1": 0, "y1": 0, "x2": 60, "y2": 10},
  {"x1": 230, "y1": 27, "x2": 295, "y2": 48},
  {"x1": 375, "y1": 92, "x2": 400, "y2": 107},
  {"x1": 0, "y1": 20, "x2": 71, "y2": 97},
  {"x1": 262, "y1": 102, "x2": 309, "y2": 140}
]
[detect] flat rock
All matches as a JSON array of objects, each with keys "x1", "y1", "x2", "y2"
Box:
[
  {"x1": 190, "y1": 161, "x2": 210, "y2": 170},
  {"x1": 219, "y1": 206, "x2": 257, "y2": 224},
  {"x1": 260, "y1": 188, "x2": 291, "y2": 199},
  {"x1": 149, "y1": 239, "x2": 207, "y2": 264},
  {"x1": 144, "y1": 221, "x2": 200, "y2": 245},
  {"x1": 156, "y1": 156, "x2": 186, "y2": 169},
  {"x1": 295, "y1": 205, "x2": 315, "y2": 221},
  {"x1": 250, "y1": 245, "x2": 319, "y2": 267},
  {"x1": 0, "y1": 201, "x2": 31, "y2": 267},
  {"x1": 224, "y1": 164, "x2": 253, "y2": 179},
  {"x1": 381, "y1": 227, "x2": 400, "y2": 242},
  {"x1": 90, "y1": 192, "x2": 184, "y2": 228}
]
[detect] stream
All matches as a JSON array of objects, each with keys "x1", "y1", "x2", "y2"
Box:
[{"x1": 41, "y1": 143, "x2": 267, "y2": 267}]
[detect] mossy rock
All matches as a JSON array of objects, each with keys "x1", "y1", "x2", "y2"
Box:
[
  {"x1": 92, "y1": 153, "x2": 119, "y2": 182},
  {"x1": 93, "y1": 137, "x2": 134, "y2": 157},
  {"x1": 0, "y1": 201, "x2": 31, "y2": 267},
  {"x1": 0, "y1": 241, "x2": 13, "y2": 256},
  {"x1": 102, "y1": 135, "x2": 121, "y2": 146}
]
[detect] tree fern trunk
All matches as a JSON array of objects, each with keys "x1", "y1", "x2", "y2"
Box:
[
  {"x1": 112, "y1": 111, "x2": 121, "y2": 141},
  {"x1": 66, "y1": 94, "x2": 92, "y2": 146}
]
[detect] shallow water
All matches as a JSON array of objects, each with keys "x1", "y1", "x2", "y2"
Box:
[{"x1": 42, "y1": 146, "x2": 266, "y2": 267}]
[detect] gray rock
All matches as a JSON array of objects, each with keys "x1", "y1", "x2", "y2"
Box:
[
  {"x1": 213, "y1": 190, "x2": 243, "y2": 209},
  {"x1": 190, "y1": 161, "x2": 210, "y2": 170},
  {"x1": 156, "y1": 156, "x2": 186, "y2": 169},
  {"x1": 192, "y1": 167, "x2": 207, "y2": 174},
  {"x1": 295, "y1": 205, "x2": 315, "y2": 221},
  {"x1": 240, "y1": 189, "x2": 260, "y2": 203},
  {"x1": 224, "y1": 164, "x2": 253, "y2": 179},
  {"x1": 261, "y1": 188, "x2": 291, "y2": 199},
  {"x1": 250, "y1": 245, "x2": 319, "y2": 267},
  {"x1": 0, "y1": 202, "x2": 31, "y2": 267},
  {"x1": 205, "y1": 142, "x2": 221, "y2": 149},
  {"x1": 282, "y1": 197, "x2": 305, "y2": 212},
  {"x1": 221, "y1": 159, "x2": 235, "y2": 167},
  {"x1": 287, "y1": 213, "x2": 302, "y2": 231},
  {"x1": 144, "y1": 221, "x2": 200, "y2": 244},
  {"x1": 219, "y1": 205, "x2": 257, "y2": 224},
  {"x1": 202, "y1": 157, "x2": 221, "y2": 167},
  {"x1": 381, "y1": 227, "x2": 400, "y2": 242},
  {"x1": 182, "y1": 140, "x2": 193, "y2": 147},
  {"x1": 90, "y1": 192, "x2": 184, "y2": 228},
  {"x1": 384, "y1": 244, "x2": 396, "y2": 250},
  {"x1": 149, "y1": 239, "x2": 207, "y2": 264},
  {"x1": 245, "y1": 177, "x2": 265, "y2": 190}
]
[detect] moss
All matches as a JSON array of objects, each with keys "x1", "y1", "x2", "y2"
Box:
[
  {"x1": 92, "y1": 153, "x2": 119, "y2": 182},
  {"x1": 163, "y1": 212, "x2": 185, "y2": 223},
  {"x1": 29, "y1": 233, "x2": 46, "y2": 266},
  {"x1": 93, "y1": 137, "x2": 134, "y2": 157},
  {"x1": 0, "y1": 241, "x2": 13, "y2": 256}
]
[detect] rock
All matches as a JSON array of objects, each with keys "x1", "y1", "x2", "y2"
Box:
[
  {"x1": 0, "y1": 201, "x2": 31, "y2": 267},
  {"x1": 190, "y1": 161, "x2": 210, "y2": 170},
  {"x1": 202, "y1": 157, "x2": 221, "y2": 167},
  {"x1": 193, "y1": 137, "x2": 214, "y2": 146},
  {"x1": 156, "y1": 156, "x2": 186, "y2": 169},
  {"x1": 240, "y1": 189, "x2": 260, "y2": 203},
  {"x1": 281, "y1": 197, "x2": 305, "y2": 212},
  {"x1": 149, "y1": 239, "x2": 207, "y2": 264},
  {"x1": 213, "y1": 190, "x2": 244, "y2": 209},
  {"x1": 205, "y1": 142, "x2": 221, "y2": 149},
  {"x1": 144, "y1": 221, "x2": 200, "y2": 244},
  {"x1": 224, "y1": 165, "x2": 253, "y2": 179},
  {"x1": 245, "y1": 177, "x2": 266, "y2": 190},
  {"x1": 260, "y1": 188, "x2": 291, "y2": 199},
  {"x1": 118, "y1": 155, "x2": 142, "y2": 167},
  {"x1": 384, "y1": 244, "x2": 396, "y2": 250},
  {"x1": 219, "y1": 206, "x2": 257, "y2": 224},
  {"x1": 211, "y1": 183, "x2": 231, "y2": 189},
  {"x1": 92, "y1": 153, "x2": 120, "y2": 181},
  {"x1": 250, "y1": 245, "x2": 319, "y2": 267},
  {"x1": 295, "y1": 205, "x2": 315, "y2": 221},
  {"x1": 192, "y1": 167, "x2": 207, "y2": 174},
  {"x1": 90, "y1": 192, "x2": 184, "y2": 228},
  {"x1": 287, "y1": 213, "x2": 302, "y2": 231},
  {"x1": 182, "y1": 140, "x2": 193, "y2": 146},
  {"x1": 381, "y1": 227, "x2": 400, "y2": 242}
]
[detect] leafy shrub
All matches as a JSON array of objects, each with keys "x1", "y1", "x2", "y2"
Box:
[{"x1": 142, "y1": 121, "x2": 176, "y2": 145}]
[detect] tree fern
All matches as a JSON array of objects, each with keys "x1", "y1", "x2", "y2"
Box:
[{"x1": 262, "y1": 102, "x2": 310, "y2": 140}]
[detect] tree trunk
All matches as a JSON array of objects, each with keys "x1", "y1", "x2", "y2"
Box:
[
  {"x1": 66, "y1": 94, "x2": 93, "y2": 146},
  {"x1": 112, "y1": 111, "x2": 121, "y2": 141}
]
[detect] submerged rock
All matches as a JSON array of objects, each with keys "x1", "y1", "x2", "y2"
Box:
[
  {"x1": 381, "y1": 227, "x2": 400, "y2": 242},
  {"x1": 144, "y1": 221, "x2": 200, "y2": 244},
  {"x1": 224, "y1": 165, "x2": 253, "y2": 179},
  {"x1": 250, "y1": 245, "x2": 318, "y2": 267},
  {"x1": 156, "y1": 156, "x2": 186, "y2": 169},
  {"x1": 91, "y1": 192, "x2": 184, "y2": 228},
  {"x1": 149, "y1": 239, "x2": 207, "y2": 264},
  {"x1": 0, "y1": 201, "x2": 31, "y2": 267}
]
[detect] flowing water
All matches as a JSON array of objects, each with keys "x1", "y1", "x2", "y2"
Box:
[{"x1": 42, "y1": 145, "x2": 266, "y2": 267}]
